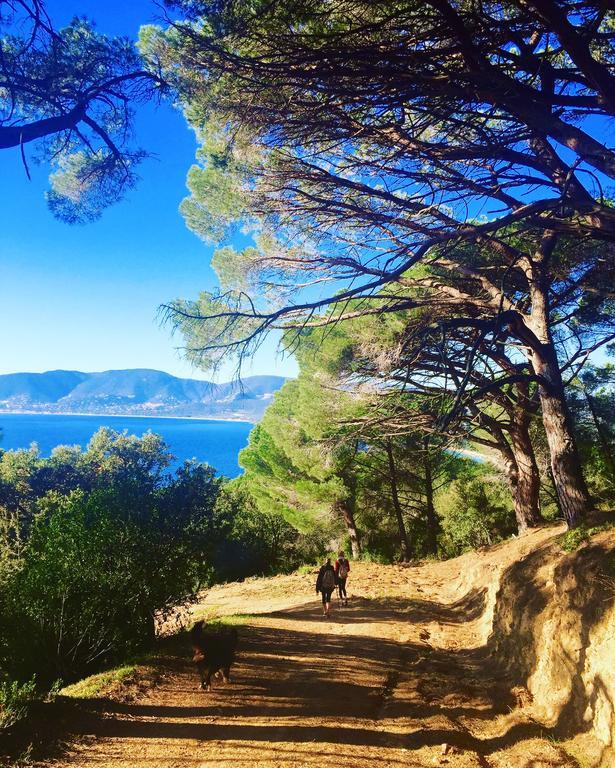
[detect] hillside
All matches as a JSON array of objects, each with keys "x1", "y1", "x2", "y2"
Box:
[
  {"x1": 6, "y1": 524, "x2": 613, "y2": 768},
  {"x1": 0, "y1": 369, "x2": 286, "y2": 421}
]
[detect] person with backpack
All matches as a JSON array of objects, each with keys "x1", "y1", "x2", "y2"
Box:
[
  {"x1": 316, "y1": 557, "x2": 337, "y2": 618},
  {"x1": 335, "y1": 550, "x2": 350, "y2": 606}
]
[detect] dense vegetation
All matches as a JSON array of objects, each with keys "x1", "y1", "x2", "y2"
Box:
[
  {"x1": 0, "y1": 429, "x2": 302, "y2": 692},
  {"x1": 143, "y1": 0, "x2": 615, "y2": 530},
  {"x1": 238, "y1": 321, "x2": 615, "y2": 561}
]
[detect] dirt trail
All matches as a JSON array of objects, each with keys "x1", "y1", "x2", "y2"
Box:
[{"x1": 45, "y1": 526, "x2": 580, "y2": 768}]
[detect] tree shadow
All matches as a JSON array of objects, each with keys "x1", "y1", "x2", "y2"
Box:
[
  {"x1": 47, "y1": 614, "x2": 533, "y2": 759},
  {"x1": 270, "y1": 588, "x2": 488, "y2": 625}
]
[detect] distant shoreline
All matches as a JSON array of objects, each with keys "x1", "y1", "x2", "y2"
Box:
[{"x1": 0, "y1": 410, "x2": 255, "y2": 425}]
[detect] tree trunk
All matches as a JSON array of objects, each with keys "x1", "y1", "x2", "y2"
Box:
[
  {"x1": 509, "y1": 421, "x2": 543, "y2": 532},
  {"x1": 520, "y1": 246, "x2": 592, "y2": 527},
  {"x1": 335, "y1": 499, "x2": 361, "y2": 559},
  {"x1": 422, "y1": 441, "x2": 439, "y2": 556},
  {"x1": 474, "y1": 410, "x2": 541, "y2": 534},
  {"x1": 385, "y1": 439, "x2": 411, "y2": 561},
  {"x1": 509, "y1": 392, "x2": 543, "y2": 532},
  {"x1": 536, "y1": 359, "x2": 591, "y2": 527}
]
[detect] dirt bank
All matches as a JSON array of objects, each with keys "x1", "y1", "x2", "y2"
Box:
[{"x1": 490, "y1": 529, "x2": 615, "y2": 767}]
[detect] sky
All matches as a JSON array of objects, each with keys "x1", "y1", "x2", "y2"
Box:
[{"x1": 0, "y1": 0, "x2": 298, "y2": 383}]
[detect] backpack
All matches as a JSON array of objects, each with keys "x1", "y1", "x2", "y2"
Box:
[
  {"x1": 321, "y1": 568, "x2": 336, "y2": 591},
  {"x1": 338, "y1": 560, "x2": 349, "y2": 579}
]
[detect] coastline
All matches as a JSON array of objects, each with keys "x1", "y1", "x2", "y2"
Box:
[{"x1": 0, "y1": 410, "x2": 256, "y2": 425}]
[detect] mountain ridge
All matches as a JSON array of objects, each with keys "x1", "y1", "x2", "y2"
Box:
[{"x1": 0, "y1": 369, "x2": 286, "y2": 422}]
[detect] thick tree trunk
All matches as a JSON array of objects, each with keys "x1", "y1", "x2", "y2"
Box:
[
  {"x1": 537, "y1": 369, "x2": 592, "y2": 527},
  {"x1": 422, "y1": 442, "x2": 439, "y2": 556},
  {"x1": 385, "y1": 440, "x2": 411, "y2": 561},
  {"x1": 520, "y1": 244, "x2": 592, "y2": 527},
  {"x1": 475, "y1": 409, "x2": 541, "y2": 534},
  {"x1": 509, "y1": 391, "x2": 543, "y2": 532},
  {"x1": 509, "y1": 420, "x2": 543, "y2": 532},
  {"x1": 335, "y1": 499, "x2": 361, "y2": 559}
]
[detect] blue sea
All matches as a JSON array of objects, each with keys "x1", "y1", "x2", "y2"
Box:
[{"x1": 0, "y1": 413, "x2": 253, "y2": 478}]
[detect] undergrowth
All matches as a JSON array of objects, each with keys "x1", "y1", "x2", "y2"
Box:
[
  {"x1": 59, "y1": 665, "x2": 138, "y2": 700},
  {"x1": 0, "y1": 678, "x2": 36, "y2": 729},
  {"x1": 560, "y1": 521, "x2": 615, "y2": 552}
]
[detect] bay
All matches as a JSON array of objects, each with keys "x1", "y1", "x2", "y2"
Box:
[{"x1": 0, "y1": 413, "x2": 253, "y2": 478}]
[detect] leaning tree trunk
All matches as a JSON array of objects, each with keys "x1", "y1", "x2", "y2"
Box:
[
  {"x1": 509, "y1": 419, "x2": 543, "y2": 532},
  {"x1": 334, "y1": 499, "x2": 361, "y2": 559},
  {"x1": 509, "y1": 389, "x2": 543, "y2": 532},
  {"x1": 422, "y1": 440, "x2": 439, "y2": 556},
  {"x1": 518, "y1": 246, "x2": 592, "y2": 527},
  {"x1": 385, "y1": 439, "x2": 411, "y2": 561},
  {"x1": 475, "y1": 409, "x2": 541, "y2": 533},
  {"x1": 535, "y1": 356, "x2": 592, "y2": 527}
]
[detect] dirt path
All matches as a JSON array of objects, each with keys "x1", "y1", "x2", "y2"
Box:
[{"x1": 44, "y1": 527, "x2": 578, "y2": 768}]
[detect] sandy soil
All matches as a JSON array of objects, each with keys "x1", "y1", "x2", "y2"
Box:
[{"x1": 37, "y1": 525, "x2": 581, "y2": 768}]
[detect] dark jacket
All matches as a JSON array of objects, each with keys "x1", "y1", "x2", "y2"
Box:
[{"x1": 316, "y1": 564, "x2": 336, "y2": 593}]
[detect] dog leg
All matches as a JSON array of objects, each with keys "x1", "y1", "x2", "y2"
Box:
[
  {"x1": 222, "y1": 665, "x2": 231, "y2": 683},
  {"x1": 197, "y1": 663, "x2": 208, "y2": 690}
]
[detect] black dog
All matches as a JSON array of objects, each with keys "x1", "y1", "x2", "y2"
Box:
[{"x1": 190, "y1": 620, "x2": 238, "y2": 691}]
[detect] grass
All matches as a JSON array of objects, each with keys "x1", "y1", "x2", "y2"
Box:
[
  {"x1": 59, "y1": 665, "x2": 138, "y2": 699},
  {"x1": 297, "y1": 564, "x2": 318, "y2": 575},
  {"x1": 209, "y1": 614, "x2": 253, "y2": 626}
]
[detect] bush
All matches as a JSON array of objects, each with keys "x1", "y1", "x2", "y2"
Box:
[
  {"x1": 0, "y1": 460, "x2": 222, "y2": 686},
  {"x1": 438, "y1": 475, "x2": 515, "y2": 557},
  {"x1": 0, "y1": 677, "x2": 36, "y2": 729},
  {"x1": 212, "y1": 481, "x2": 331, "y2": 579}
]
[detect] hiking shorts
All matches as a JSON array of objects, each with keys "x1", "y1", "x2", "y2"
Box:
[{"x1": 321, "y1": 589, "x2": 333, "y2": 603}]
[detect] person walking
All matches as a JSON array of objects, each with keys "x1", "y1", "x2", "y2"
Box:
[
  {"x1": 335, "y1": 550, "x2": 350, "y2": 606},
  {"x1": 316, "y1": 557, "x2": 336, "y2": 618}
]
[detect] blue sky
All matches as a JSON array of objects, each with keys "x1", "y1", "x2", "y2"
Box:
[{"x1": 0, "y1": 0, "x2": 298, "y2": 382}]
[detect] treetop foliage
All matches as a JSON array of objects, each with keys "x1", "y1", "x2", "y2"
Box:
[
  {"x1": 141, "y1": 0, "x2": 615, "y2": 369},
  {"x1": 0, "y1": 0, "x2": 164, "y2": 221}
]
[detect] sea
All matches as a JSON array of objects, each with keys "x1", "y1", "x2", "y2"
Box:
[{"x1": 0, "y1": 413, "x2": 253, "y2": 478}]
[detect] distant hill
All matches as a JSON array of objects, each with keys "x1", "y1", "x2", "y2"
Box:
[{"x1": 0, "y1": 369, "x2": 286, "y2": 422}]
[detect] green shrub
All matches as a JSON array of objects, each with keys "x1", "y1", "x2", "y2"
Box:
[
  {"x1": 438, "y1": 475, "x2": 515, "y2": 557},
  {"x1": 561, "y1": 521, "x2": 615, "y2": 552},
  {"x1": 0, "y1": 677, "x2": 36, "y2": 729},
  {"x1": 0, "y1": 465, "x2": 221, "y2": 686}
]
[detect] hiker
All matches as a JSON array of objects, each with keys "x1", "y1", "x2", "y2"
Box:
[
  {"x1": 316, "y1": 557, "x2": 336, "y2": 618},
  {"x1": 335, "y1": 550, "x2": 350, "y2": 606}
]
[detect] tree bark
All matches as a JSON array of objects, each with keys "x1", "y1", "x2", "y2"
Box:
[
  {"x1": 473, "y1": 406, "x2": 542, "y2": 533},
  {"x1": 334, "y1": 499, "x2": 361, "y2": 559},
  {"x1": 385, "y1": 439, "x2": 412, "y2": 561},
  {"x1": 422, "y1": 441, "x2": 439, "y2": 556},
  {"x1": 508, "y1": 385, "x2": 543, "y2": 532},
  {"x1": 518, "y1": 240, "x2": 592, "y2": 527},
  {"x1": 509, "y1": 416, "x2": 543, "y2": 532}
]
